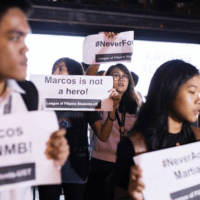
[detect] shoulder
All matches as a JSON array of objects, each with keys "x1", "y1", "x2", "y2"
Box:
[
  {"x1": 17, "y1": 80, "x2": 39, "y2": 111},
  {"x1": 192, "y1": 126, "x2": 200, "y2": 141},
  {"x1": 17, "y1": 80, "x2": 37, "y2": 91},
  {"x1": 86, "y1": 111, "x2": 102, "y2": 124},
  {"x1": 117, "y1": 137, "x2": 134, "y2": 157},
  {"x1": 128, "y1": 131, "x2": 148, "y2": 155}
]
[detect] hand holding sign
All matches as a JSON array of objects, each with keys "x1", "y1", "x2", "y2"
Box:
[
  {"x1": 83, "y1": 31, "x2": 134, "y2": 64},
  {"x1": 104, "y1": 32, "x2": 118, "y2": 39},
  {"x1": 0, "y1": 111, "x2": 62, "y2": 191},
  {"x1": 109, "y1": 88, "x2": 121, "y2": 109},
  {"x1": 30, "y1": 75, "x2": 113, "y2": 111},
  {"x1": 45, "y1": 128, "x2": 70, "y2": 166},
  {"x1": 128, "y1": 165, "x2": 145, "y2": 200}
]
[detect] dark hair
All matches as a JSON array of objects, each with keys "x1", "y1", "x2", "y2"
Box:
[
  {"x1": 106, "y1": 63, "x2": 138, "y2": 114},
  {"x1": 52, "y1": 57, "x2": 84, "y2": 75},
  {"x1": 131, "y1": 71, "x2": 139, "y2": 86},
  {"x1": 132, "y1": 60, "x2": 199, "y2": 151},
  {"x1": 97, "y1": 70, "x2": 105, "y2": 76},
  {"x1": 81, "y1": 62, "x2": 89, "y2": 73},
  {"x1": 0, "y1": 0, "x2": 32, "y2": 21}
]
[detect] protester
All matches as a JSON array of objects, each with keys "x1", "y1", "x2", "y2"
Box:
[
  {"x1": 0, "y1": 1, "x2": 70, "y2": 200},
  {"x1": 85, "y1": 63, "x2": 142, "y2": 200},
  {"x1": 38, "y1": 57, "x2": 121, "y2": 200},
  {"x1": 113, "y1": 60, "x2": 200, "y2": 200}
]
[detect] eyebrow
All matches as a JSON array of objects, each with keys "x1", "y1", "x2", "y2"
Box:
[
  {"x1": 113, "y1": 72, "x2": 128, "y2": 76},
  {"x1": 7, "y1": 30, "x2": 28, "y2": 36},
  {"x1": 188, "y1": 84, "x2": 198, "y2": 88}
]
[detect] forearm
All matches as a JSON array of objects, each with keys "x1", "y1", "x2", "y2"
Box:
[
  {"x1": 99, "y1": 109, "x2": 117, "y2": 142},
  {"x1": 92, "y1": 108, "x2": 117, "y2": 142}
]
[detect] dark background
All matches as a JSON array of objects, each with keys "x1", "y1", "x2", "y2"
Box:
[{"x1": 29, "y1": 0, "x2": 200, "y2": 43}]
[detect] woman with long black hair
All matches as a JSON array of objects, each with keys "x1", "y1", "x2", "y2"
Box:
[
  {"x1": 113, "y1": 60, "x2": 200, "y2": 200},
  {"x1": 85, "y1": 63, "x2": 142, "y2": 200}
]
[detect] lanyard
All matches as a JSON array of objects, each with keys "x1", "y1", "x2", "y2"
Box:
[
  {"x1": 4, "y1": 95, "x2": 12, "y2": 114},
  {"x1": 115, "y1": 109, "x2": 126, "y2": 140}
]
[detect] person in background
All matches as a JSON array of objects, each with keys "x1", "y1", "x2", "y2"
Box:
[
  {"x1": 0, "y1": 1, "x2": 69, "y2": 200},
  {"x1": 85, "y1": 63, "x2": 142, "y2": 200},
  {"x1": 38, "y1": 57, "x2": 121, "y2": 200},
  {"x1": 97, "y1": 70, "x2": 105, "y2": 76},
  {"x1": 131, "y1": 71, "x2": 143, "y2": 101},
  {"x1": 81, "y1": 62, "x2": 90, "y2": 75},
  {"x1": 113, "y1": 60, "x2": 200, "y2": 200}
]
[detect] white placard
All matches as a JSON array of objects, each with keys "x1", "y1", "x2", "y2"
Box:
[
  {"x1": 0, "y1": 111, "x2": 61, "y2": 191},
  {"x1": 83, "y1": 31, "x2": 134, "y2": 64},
  {"x1": 30, "y1": 75, "x2": 113, "y2": 111},
  {"x1": 134, "y1": 142, "x2": 200, "y2": 200}
]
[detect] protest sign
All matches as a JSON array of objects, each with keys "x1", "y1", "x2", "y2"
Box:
[
  {"x1": 134, "y1": 142, "x2": 200, "y2": 200},
  {"x1": 0, "y1": 111, "x2": 61, "y2": 191},
  {"x1": 83, "y1": 31, "x2": 134, "y2": 64},
  {"x1": 30, "y1": 75, "x2": 113, "y2": 111}
]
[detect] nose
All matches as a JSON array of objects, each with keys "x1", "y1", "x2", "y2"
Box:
[
  {"x1": 20, "y1": 42, "x2": 29, "y2": 54},
  {"x1": 197, "y1": 95, "x2": 200, "y2": 105},
  {"x1": 53, "y1": 70, "x2": 59, "y2": 75},
  {"x1": 24, "y1": 44, "x2": 29, "y2": 53},
  {"x1": 118, "y1": 75, "x2": 124, "y2": 81}
]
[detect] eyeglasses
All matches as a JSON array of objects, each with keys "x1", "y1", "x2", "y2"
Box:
[{"x1": 113, "y1": 73, "x2": 129, "y2": 82}]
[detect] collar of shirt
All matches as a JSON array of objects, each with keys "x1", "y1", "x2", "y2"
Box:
[
  {"x1": 7, "y1": 79, "x2": 26, "y2": 94},
  {"x1": 0, "y1": 79, "x2": 27, "y2": 114}
]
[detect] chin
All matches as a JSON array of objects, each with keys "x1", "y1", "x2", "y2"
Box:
[
  {"x1": 188, "y1": 118, "x2": 198, "y2": 123},
  {"x1": 13, "y1": 74, "x2": 26, "y2": 81}
]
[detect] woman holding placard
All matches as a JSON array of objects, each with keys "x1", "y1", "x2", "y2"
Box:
[
  {"x1": 85, "y1": 63, "x2": 142, "y2": 200},
  {"x1": 113, "y1": 60, "x2": 200, "y2": 200},
  {"x1": 38, "y1": 57, "x2": 121, "y2": 200}
]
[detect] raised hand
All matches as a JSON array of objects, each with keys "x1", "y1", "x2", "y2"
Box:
[{"x1": 109, "y1": 88, "x2": 121, "y2": 108}]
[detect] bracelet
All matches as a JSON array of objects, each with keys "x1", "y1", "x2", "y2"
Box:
[{"x1": 107, "y1": 112, "x2": 116, "y2": 121}]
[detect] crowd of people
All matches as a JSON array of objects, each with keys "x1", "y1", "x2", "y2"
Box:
[{"x1": 0, "y1": 0, "x2": 199, "y2": 200}]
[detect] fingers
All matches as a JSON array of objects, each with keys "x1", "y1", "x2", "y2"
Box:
[
  {"x1": 128, "y1": 165, "x2": 145, "y2": 200},
  {"x1": 130, "y1": 191, "x2": 144, "y2": 200},
  {"x1": 128, "y1": 179, "x2": 145, "y2": 200},
  {"x1": 110, "y1": 91, "x2": 121, "y2": 100},
  {"x1": 108, "y1": 88, "x2": 121, "y2": 108},
  {"x1": 47, "y1": 129, "x2": 67, "y2": 148},
  {"x1": 109, "y1": 88, "x2": 120, "y2": 98},
  {"x1": 56, "y1": 143, "x2": 70, "y2": 166},
  {"x1": 130, "y1": 165, "x2": 142, "y2": 180},
  {"x1": 108, "y1": 88, "x2": 116, "y2": 93},
  {"x1": 104, "y1": 32, "x2": 118, "y2": 39},
  {"x1": 50, "y1": 128, "x2": 66, "y2": 138},
  {"x1": 45, "y1": 129, "x2": 70, "y2": 166}
]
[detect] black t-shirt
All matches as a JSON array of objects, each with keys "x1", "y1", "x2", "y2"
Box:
[
  {"x1": 112, "y1": 130, "x2": 196, "y2": 190},
  {"x1": 56, "y1": 111, "x2": 101, "y2": 183}
]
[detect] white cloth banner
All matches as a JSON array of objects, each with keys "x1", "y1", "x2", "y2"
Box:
[
  {"x1": 83, "y1": 31, "x2": 134, "y2": 64},
  {"x1": 134, "y1": 142, "x2": 200, "y2": 200},
  {"x1": 30, "y1": 75, "x2": 113, "y2": 111},
  {"x1": 0, "y1": 111, "x2": 61, "y2": 191}
]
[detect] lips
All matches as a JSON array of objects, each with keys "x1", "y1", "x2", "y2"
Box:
[
  {"x1": 20, "y1": 58, "x2": 28, "y2": 67},
  {"x1": 118, "y1": 83, "x2": 124, "y2": 87}
]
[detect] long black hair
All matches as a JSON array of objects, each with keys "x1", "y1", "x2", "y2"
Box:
[
  {"x1": 132, "y1": 60, "x2": 199, "y2": 151},
  {"x1": 106, "y1": 63, "x2": 139, "y2": 114},
  {"x1": 52, "y1": 57, "x2": 83, "y2": 75}
]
